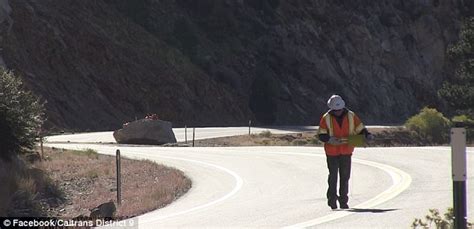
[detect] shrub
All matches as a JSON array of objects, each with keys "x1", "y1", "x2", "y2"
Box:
[
  {"x1": 71, "y1": 149, "x2": 99, "y2": 159},
  {"x1": 0, "y1": 68, "x2": 44, "y2": 159},
  {"x1": 261, "y1": 139, "x2": 271, "y2": 145},
  {"x1": 86, "y1": 169, "x2": 99, "y2": 179},
  {"x1": 259, "y1": 130, "x2": 272, "y2": 138},
  {"x1": 308, "y1": 138, "x2": 321, "y2": 145},
  {"x1": 452, "y1": 115, "x2": 474, "y2": 143},
  {"x1": 405, "y1": 107, "x2": 451, "y2": 144},
  {"x1": 291, "y1": 139, "x2": 308, "y2": 146},
  {"x1": 412, "y1": 208, "x2": 472, "y2": 229},
  {"x1": 452, "y1": 114, "x2": 474, "y2": 123}
]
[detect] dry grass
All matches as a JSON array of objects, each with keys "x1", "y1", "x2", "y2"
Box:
[
  {"x1": 194, "y1": 131, "x2": 322, "y2": 147},
  {"x1": 116, "y1": 159, "x2": 191, "y2": 217},
  {"x1": 194, "y1": 128, "x2": 448, "y2": 147},
  {"x1": 32, "y1": 147, "x2": 192, "y2": 218},
  {"x1": 0, "y1": 158, "x2": 28, "y2": 216},
  {"x1": 1, "y1": 147, "x2": 191, "y2": 218},
  {"x1": 0, "y1": 156, "x2": 63, "y2": 217},
  {"x1": 369, "y1": 127, "x2": 444, "y2": 146}
]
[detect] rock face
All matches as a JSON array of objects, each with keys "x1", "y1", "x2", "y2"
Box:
[
  {"x1": 0, "y1": 1, "x2": 472, "y2": 130},
  {"x1": 113, "y1": 119, "x2": 177, "y2": 145},
  {"x1": 89, "y1": 201, "x2": 116, "y2": 219}
]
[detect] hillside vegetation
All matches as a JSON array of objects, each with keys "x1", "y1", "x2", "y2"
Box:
[{"x1": 0, "y1": 68, "x2": 47, "y2": 216}]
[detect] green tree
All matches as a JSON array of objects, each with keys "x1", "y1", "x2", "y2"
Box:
[
  {"x1": 438, "y1": 17, "x2": 474, "y2": 117},
  {"x1": 0, "y1": 68, "x2": 44, "y2": 159}
]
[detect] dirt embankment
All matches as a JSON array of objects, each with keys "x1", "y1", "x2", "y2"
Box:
[
  {"x1": 0, "y1": 147, "x2": 192, "y2": 219},
  {"x1": 194, "y1": 128, "x2": 446, "y2": 147}
]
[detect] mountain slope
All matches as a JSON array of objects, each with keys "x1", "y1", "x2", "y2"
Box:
[{"x1": 0, "y1": 0, "x2": 471, "y2": 130}]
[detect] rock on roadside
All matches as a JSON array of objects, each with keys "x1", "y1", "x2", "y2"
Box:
[
  {"x1": 89, "y1": 201, "x2": 116, "y2": 219},
  {"x1": 113, "y1": 119, "x2": 177, "y2": 145}
]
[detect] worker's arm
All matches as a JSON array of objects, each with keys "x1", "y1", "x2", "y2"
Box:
[
  {"x1": 318, "y1": 116, "x2": 331, "y2": 142},
  {"x1": 354, "y1": 115, "x2": 371, "y2": 138},
  {"x1": 354, "y1": 115, "x2": 373, "y2": 140}
]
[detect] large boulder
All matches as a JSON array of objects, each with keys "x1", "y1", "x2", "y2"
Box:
[{"x1": 113, "y1": 119, "x2": 177, "y2": 145}]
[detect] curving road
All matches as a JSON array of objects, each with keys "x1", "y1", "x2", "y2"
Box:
[
  {"x1": 45, "y1": 126, "x2": 397, "y2": 143},
  {"x1": 46, "y1": 127, "x2": 473, "y2": 228}
]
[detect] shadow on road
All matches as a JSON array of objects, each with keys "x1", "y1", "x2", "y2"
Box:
[{"x1": 345, "y1": 208, "x2": 399, "y2": 213}]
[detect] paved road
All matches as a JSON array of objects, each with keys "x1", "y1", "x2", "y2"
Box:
[
  {"x1": 45, "y1": 126, "x2": 397, "y2": 143},
  {"x1": 46, "y1": 127, "x2": 473, "y2": 228}
]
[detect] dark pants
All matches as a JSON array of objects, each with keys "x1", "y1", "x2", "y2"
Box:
[{"x1": 326, "y1": 155, "x2": 352, "y2": 206}]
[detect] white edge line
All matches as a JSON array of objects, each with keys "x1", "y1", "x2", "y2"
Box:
[
  {"x1": 45, "y1": 144, "x2": 244, "y2": 226},
  {"x1": 47, "y1": 144, "x2": 411, "y2": 228},
  {"x1": 128, "y1": 153, "x2": 244, "y2": 224}
]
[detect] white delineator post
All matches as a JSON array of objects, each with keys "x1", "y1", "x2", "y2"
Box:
[{"x1": 451, "y1": 127, "x2": 467, "y2": 229}]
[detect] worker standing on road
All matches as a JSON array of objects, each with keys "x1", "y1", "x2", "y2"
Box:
[{"x1": 318, "y1": 95, "x2": 374, "y2": 210}]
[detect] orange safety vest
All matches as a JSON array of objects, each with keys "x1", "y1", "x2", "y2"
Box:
[{"x1": 318, "y1": 110, "x2": 365, "y2": 156}]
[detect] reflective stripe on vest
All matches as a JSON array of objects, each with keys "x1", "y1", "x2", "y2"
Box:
[
  {"x1": 323, "y1": 111, "x2": 356, "y2": 136},
  {"x1": 323, "y1": 112, "x2": 333, "y2": 136},
  {"x1": 320, "y1": 112, "x2": 332, "y2": 136},
  {"x1": 348, "y1": 111, "x2": 355, "y2": 135}
]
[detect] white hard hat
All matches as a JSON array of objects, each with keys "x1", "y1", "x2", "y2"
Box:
[{"x1": 327, "y1": 95, "x2": 345, "y2": 110}]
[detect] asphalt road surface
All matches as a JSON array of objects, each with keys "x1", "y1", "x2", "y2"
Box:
[
  {"x1": 45, "y1": 126, "x2": 396, "y2": 143},
  {"x1": 46, "y1": 127, "x2": 473, "y2": 228}
]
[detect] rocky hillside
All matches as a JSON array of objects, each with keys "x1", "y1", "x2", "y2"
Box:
[{"x1": 0, "y1": 0, "x2": 471, "y2": 131}]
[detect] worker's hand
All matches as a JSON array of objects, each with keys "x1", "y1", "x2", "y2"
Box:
[
  {"x1": 365, "y1": 133, "x2": 375, "y2": 142},
  {"x1": 328, "y1": 136, "x2": 343, "y2": 145}
]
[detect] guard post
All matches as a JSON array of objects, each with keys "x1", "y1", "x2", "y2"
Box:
[
  {"x1": 192, "y1": 127, "x2": 195, "y2": 147},
  {"x1": 249, "y1": 120, "x2": 252, "y2": 136},
  {"x1": 451, "y1": 124, "x2": 467, "y2": 229},
  {"x1": 40, "y1": 136, "x2": 44, "y2": 160},
  {"x1": 116, "y1": 149, "x2": 122, "y2": 206}
]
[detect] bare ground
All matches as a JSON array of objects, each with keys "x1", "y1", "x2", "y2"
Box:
[
  {"x1": 193, "y1": 128, "x2": 447, "y2": 147},
  {"x1": 33, "y1": 147, "x2": 192, "y2": 218},
  {"x1": 194, "y1": 131, "x2": 320, "y2": 147}
]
